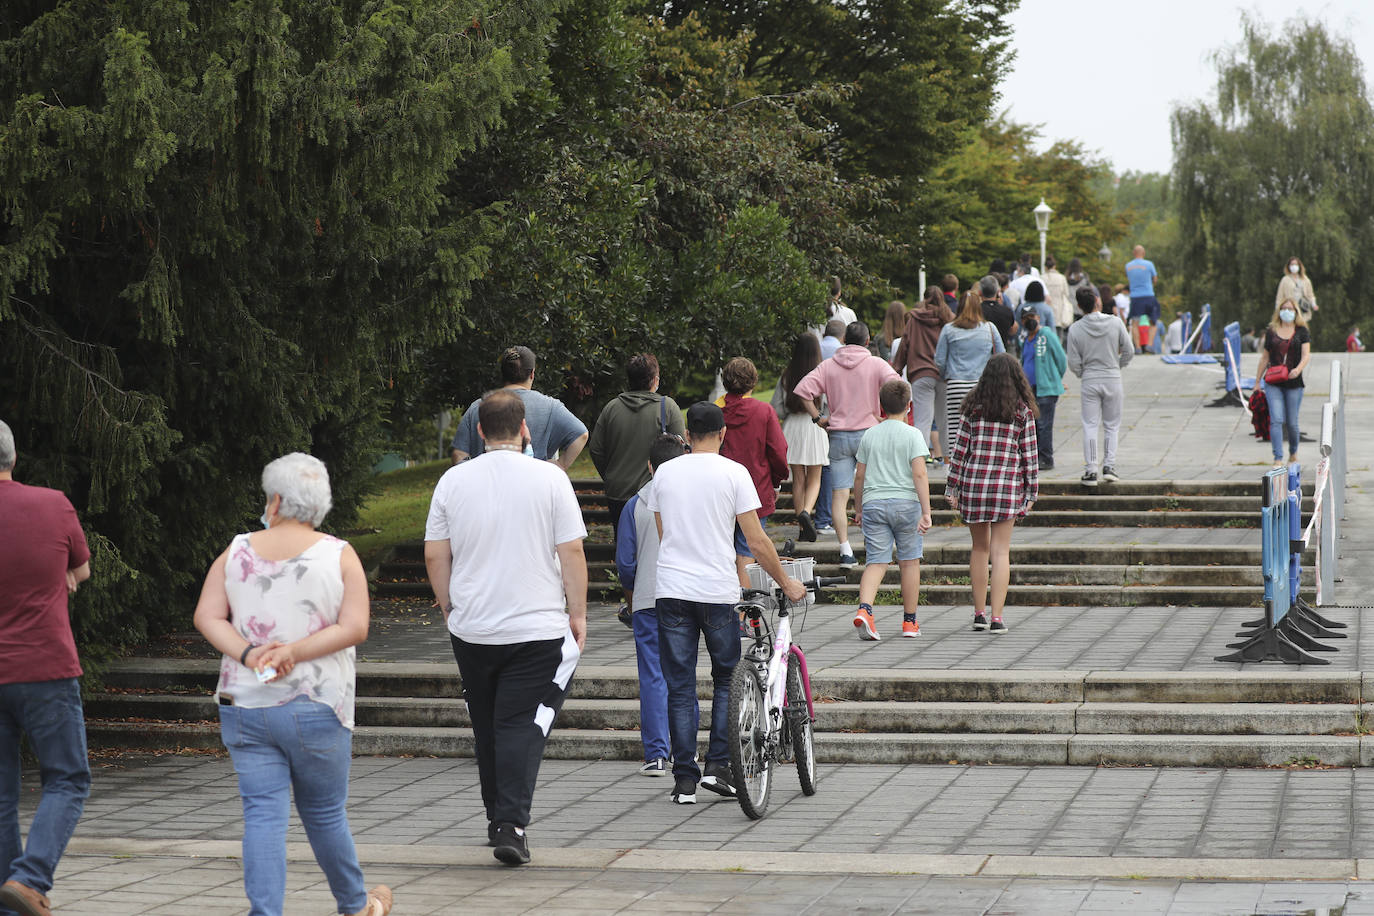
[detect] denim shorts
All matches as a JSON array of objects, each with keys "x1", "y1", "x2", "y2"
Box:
[
  {"x1": 827, "y1": 428, "x2": 866, "y2": 489},
  {"x1": 733, "y1": 514, "x2": 771, "y2": 557},
  {"x1": 861, "y1": 498, "x2": 924, "y2": 563}
]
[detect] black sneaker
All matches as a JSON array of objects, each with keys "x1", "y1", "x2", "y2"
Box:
[
  {"x1": 639, "y1": 757, "x2": 669, "y2": 777},
  {"x1": 838, "y1": 552, "x2": 858, "y2": 569},
  {"x1": 487, "y1": 821, "x2": 497, "y2": 846},
  {"x1": 617, "y1": 605, "x2": 633, "y2": 629},
  {"x1": 671, "y1": 776, "x2": 697, "y2": 804},
  {"x1": 972, "y1": 613, "x2": 989, "y2": 631},
  {"x1": 1100, "y1": 466, "x2": 1120, "y2": 482},
  {"x1": 797, "y1": 510, "x2": 817, "y2": 542},
  {"x1": 1080, "y1": 471, "x2": 1099, "y2": 487},
  {"x1": 491, "y1": 822, "x2": 530, "y2": 865},
  {"x1": 989, "y1": 619, "x2": 1008, "y2": 634},
  {"x1": 698, "y1": 761, "x2": 737, "y2": 797}
]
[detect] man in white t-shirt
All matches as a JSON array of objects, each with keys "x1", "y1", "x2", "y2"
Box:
[
  {"x1": 423, "y1": 389, "x2": 587, "y2": 867},
  {"x1": 645, "y1": 402, "x2": 805, "y2": 805}
]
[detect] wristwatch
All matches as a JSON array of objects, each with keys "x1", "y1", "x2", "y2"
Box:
[{"x1": 811, "y1": 415, "x2": 821, "y2": 424}]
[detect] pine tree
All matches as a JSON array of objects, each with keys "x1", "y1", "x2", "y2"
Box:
[{"x1": 0, "y1": 0, "x2": 561, "y2": 659}]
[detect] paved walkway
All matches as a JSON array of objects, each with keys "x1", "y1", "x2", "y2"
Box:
[{"x1": 17, "y1": 353, "x2": 1374, "y2": 914}]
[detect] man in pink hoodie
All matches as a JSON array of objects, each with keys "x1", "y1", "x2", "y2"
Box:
[{"x1": 793, "y1": 322, "x2": 900, "y2": 566}]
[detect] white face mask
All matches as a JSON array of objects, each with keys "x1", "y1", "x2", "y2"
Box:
[
  {"x1": 1279, "y1": 309, "x2": 1296, "y2": 323},
  {"x1": 1289, "y1": 264, "x2": 1300, "y2": 274}
]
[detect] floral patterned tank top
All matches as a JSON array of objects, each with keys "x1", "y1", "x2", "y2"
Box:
[{"x1": 215, "y1": 533, "x2": 356, "y2": 729}]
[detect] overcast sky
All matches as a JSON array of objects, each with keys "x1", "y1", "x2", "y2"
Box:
[{"x1": 999, "y1": 1, "x2": 1373, "y2": 175}]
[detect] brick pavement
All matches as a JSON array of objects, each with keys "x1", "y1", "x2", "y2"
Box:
[{"x1": 13, "y1": 354, "x2": 1374, "y2": 912}]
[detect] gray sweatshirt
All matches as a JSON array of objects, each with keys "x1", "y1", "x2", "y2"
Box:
[{"x1": 1066, "y1": 312, "x2": 1134, "y2": 381}]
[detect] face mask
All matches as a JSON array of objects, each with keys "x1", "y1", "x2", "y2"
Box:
[
  {"x1": 1279, "y1": 309, "x2": 1296, "y2": 323},
  {"x1": 1290, "y1": 264, "x2": 1300, "y2": 274},
  {"x1": 259, "y1": 511, "x2": 270, "y2": 529}
]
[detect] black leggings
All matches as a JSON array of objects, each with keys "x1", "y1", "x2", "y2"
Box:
[{"x1": 451, "y1": 632, "x2": 578, "y2": 827}]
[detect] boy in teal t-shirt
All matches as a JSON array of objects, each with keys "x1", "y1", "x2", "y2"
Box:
[{"x1": 850, "y1": 379, "x2": 933, "y2": 641}]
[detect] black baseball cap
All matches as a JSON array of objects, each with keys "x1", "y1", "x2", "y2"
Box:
[{"x1": 685, "y1": 401, "x2": 725, "y2": 434}]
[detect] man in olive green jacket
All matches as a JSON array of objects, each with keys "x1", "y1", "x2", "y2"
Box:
[{"x1": 589, "y1": 353, "x2": 685, "y2": 545}]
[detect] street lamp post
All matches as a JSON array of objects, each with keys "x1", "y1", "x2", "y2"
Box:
[
  {"x1": 1033, "y1": 199, "x2": 1053, "y2": 274},
  {"x1": 1098, "y1": 244, "x2": 1112, "y2": 264}
]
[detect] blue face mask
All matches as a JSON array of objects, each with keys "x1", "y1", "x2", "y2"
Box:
[{"x1": 1279, "y1": 309, "x2": 1296, "y2": 323}]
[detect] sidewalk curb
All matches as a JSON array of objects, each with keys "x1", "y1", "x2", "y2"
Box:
[{"x1": 61, "y1": 838, "x2": 1365, "y2": 881}]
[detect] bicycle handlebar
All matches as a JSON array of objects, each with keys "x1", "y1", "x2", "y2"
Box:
[{"x1": 741, "y1": 576, "x2": 846, "y2": 603}]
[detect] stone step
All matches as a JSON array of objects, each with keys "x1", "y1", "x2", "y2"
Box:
[
  {"x1": 577, "y1": 492, "x2": 1312, "y2": 514},
  {"x1": 84, "y1": 694, "x2": 1363, "y2": 737},
  {"x1": 378, "y1": 560, "x2": 1312, "y2": 589},
  {"x1": 373, "y1": 578, "x2": 1268, "y2": 605},
  {"x1": 572, "y1": 479, "x2": 1315, "y2": 498},
  {"x1": 101, "y1": 662, "x2": 1363, "y2": 704},
  {"x1": 574, "y1": 509, "x2": 1263, "y2": 528},
  {"x1": 82, "y1": 721, "x2": 1367, "y2": 767}
]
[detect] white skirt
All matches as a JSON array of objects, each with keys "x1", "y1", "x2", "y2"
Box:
[{"x1": 781, "y1": 412, "x2": 830, "y2": 466}]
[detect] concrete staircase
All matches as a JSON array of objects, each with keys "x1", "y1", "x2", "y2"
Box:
[
  {"x1": 88, "y1": 660, "x2": 1369, "y2": 767},
  {"x1": 372, "y1": 478, "x2": 1314, "y2": 608}
]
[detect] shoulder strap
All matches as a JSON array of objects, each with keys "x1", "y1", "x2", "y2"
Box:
[{"x1": 659, "y1": 395, "x2": 668, "y2": 434}]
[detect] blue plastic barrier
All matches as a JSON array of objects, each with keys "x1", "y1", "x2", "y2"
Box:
[
  {"x1": 1197, "y1": 304, "x2": 1212, "y2": 352},
  {"x1": 1217, "y1": 464, "x2": 1345, "y2": 664},
  {"x1": 1150, "y1": 320, "x2": 1165, "y2": 353},
  {"x1": 1222, "y1": 322, "x2": 1254, "y2": 393},
  {"x1": 1180, "y1": 312, "x2": 1192, "y2": 352}
]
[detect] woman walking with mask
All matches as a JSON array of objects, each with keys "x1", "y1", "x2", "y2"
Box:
[
  {"x1": 1255, "y1": 300, "x2": 1312, "y2": 468},
  {"x1": 1276, "y1": 257, "x2": 1317, "y2": 323}
]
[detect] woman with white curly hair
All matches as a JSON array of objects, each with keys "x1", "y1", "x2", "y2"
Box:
[{"x1": 193, "y1": 452, "x2": 391, "y2": 916}]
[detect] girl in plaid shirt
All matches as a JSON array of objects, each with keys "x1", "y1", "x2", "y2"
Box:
[{"x1": 945, "y1": 353, "x2": 1039, "y2": 634}]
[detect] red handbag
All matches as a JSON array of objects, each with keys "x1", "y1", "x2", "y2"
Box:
[{"x1": 1263, "y1": 364, "x2": 1290, "y2": 383}]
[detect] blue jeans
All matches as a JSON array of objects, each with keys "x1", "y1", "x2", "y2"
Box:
[
  {"x1": 827, "y1": 428, "x2": 866, "y2": 489},
  {"x1": 1264, "y1": 382, "x2": 1304, "y2": 460},
  {"x1": 0, "y1": 678, "x2": 89, "y2": 905},
  {"x1": 815, "y1": 464, "x2": 833, "y2": 526},
  {"x1": 632, "y1": 606, "x2": 670, "y2": 762},
  {"x1": 219, "y1": 697, "x2": 366, "y2": 916},
  {"x1": 1035, "y1": 395, "x2": 1058, "y2": 467},
  {"x1": 656, "y1": 598, "x2": 741, "y2": 782}
]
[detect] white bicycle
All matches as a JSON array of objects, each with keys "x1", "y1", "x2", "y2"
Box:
[{"x1": 727, "y1": 576, "x2": 845, "y2": 819}]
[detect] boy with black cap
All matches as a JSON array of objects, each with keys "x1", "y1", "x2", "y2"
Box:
[{"x1": 644, "y1": 402, "x2": 805, "y2": 805}]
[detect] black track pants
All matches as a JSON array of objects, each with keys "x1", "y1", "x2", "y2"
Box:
[{"x1": 450, "y1": 631, "x2": 579, "y2": 827}]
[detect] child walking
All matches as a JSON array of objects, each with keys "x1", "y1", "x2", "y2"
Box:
[
  {"x1": 945, "y1": 353, "x2": 1039, "y2": 634},
  {"x1": 851, "y1": 380, "x2": 934, "y2": 641},
  {"x1": 615, "y1": 434, "x2": 689, "y2": 776}
]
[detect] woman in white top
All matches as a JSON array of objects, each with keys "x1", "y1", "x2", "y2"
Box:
[
  {"x1": 1276, "y1": 257, "x2": 1317, "y2": 321},
  {"x1": 194, "y1": 453, "x2": 391, "y2": 916},
  {"x1": 826, "y1": 275, "x2": 858, "y2": 327}
]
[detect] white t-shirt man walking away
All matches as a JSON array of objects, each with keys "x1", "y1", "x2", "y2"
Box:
[
  {"x1": 645, "y1": 402, "x2": 804, "y2": 805},
  {"x1": 424, "y1": 389, "x2": 587, "y2": 867}
]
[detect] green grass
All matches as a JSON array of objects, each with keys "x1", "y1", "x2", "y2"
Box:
[{"x1": 349, "y1": 459, "x2": 449, "y2": 570}]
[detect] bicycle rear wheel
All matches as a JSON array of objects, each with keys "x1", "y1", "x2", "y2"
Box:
[
  {"x1": 786, "y1": 651, "x2": 817, "y2": 795},
  {"x1": 727, "y1": 661, "x2": 772, "y2": 819}
]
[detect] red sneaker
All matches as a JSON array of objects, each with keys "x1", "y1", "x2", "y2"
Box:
[{"x1": 901, "y1": 620, "x2": 920, "y2": 638}]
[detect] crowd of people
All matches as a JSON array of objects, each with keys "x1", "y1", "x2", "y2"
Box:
[{"x1": 0, "y1": 250, "x2": 1340, "y2": 909}]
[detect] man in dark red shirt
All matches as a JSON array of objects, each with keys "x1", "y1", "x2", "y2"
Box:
[{"x1": 0, "y1": 420, "x2": 92, "y2": 916}]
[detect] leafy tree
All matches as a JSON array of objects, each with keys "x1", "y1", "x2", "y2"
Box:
[
  {"x1": 921, "y1": 119, "x2": 1128, "y2": 285},
  {"x1": 650, "y1": 0, "x2": 1018, "y2": 301},
  {"x1": 1173, "y1": 15, "x2": 1374, "y2": 345},
  {"x1": 412, "y1": 7, "x2": 877, "y2": 422},
  {"x1": 0, "y1": 0, "x2": 560, "y2": 659}
]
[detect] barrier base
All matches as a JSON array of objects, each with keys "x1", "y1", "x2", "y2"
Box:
[
  {"x1": 1287, "y1": 606, "x2": 1347, "y2": 640},
  {"x1": 1215, "y1": 618, "x2": 1331, "y2": 665},
  {"x1": 1295, "y1": 597, "x2": 1348, "y2": 629}
]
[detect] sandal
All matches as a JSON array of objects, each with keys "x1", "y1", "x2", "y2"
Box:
[{"x1": 351, "y1": 885, "x2": 393, "y2": 916}]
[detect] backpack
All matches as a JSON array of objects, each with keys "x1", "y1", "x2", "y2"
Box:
[{"x1": 1248, "y1": 388, "x2": 1269, "y2": 440}]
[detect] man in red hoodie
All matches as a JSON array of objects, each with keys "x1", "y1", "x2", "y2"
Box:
[
  {"x1": 718, "y1": 357, "x2": 790, "y2": 586},
  {"x1": 793, "y1": 322, "x2": 900, "y2": 567}
]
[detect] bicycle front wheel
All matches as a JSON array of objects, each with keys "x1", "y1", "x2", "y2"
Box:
[
  {"x1": 786, "y1": 651, "x2": 817, "y2": 796},
  {"x1": 727, "y1": 661, "x2": 772, "y2": 819}
]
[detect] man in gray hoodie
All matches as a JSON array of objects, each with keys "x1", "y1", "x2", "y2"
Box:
[{"x1": 1066, "y1": 287, "x2": 1133, "y2": 487}]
